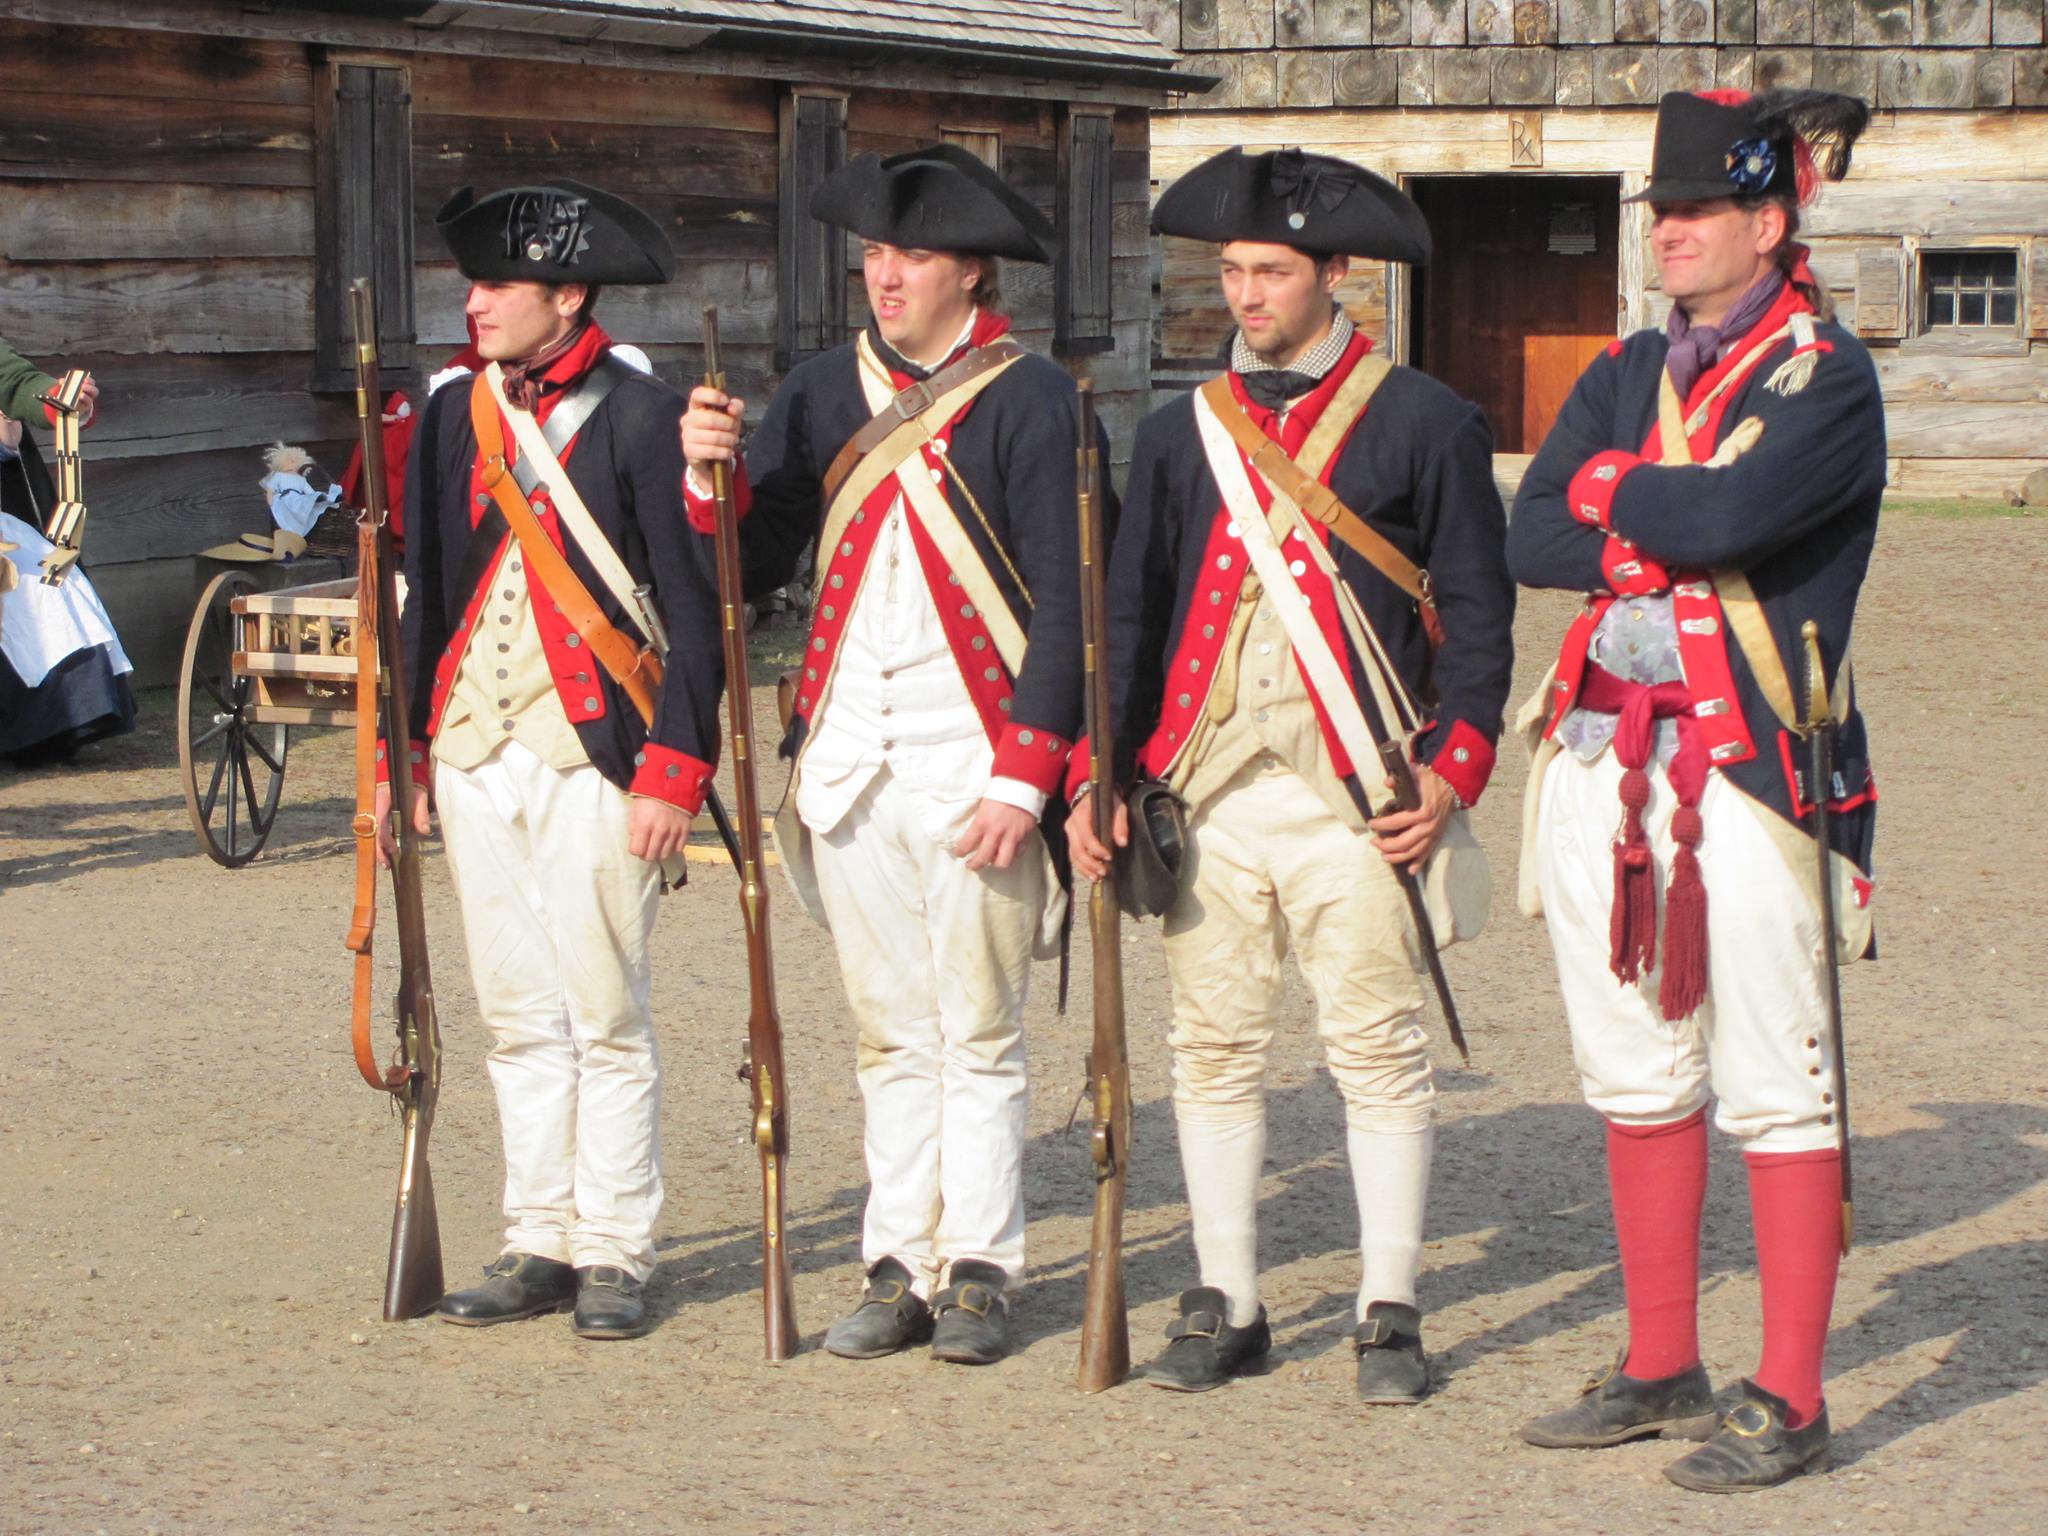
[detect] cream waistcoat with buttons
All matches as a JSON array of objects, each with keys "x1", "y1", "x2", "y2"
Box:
[
  {"x1": 435, "y1": 540, "x2": 589, "y2": 773},
  {"x1": 1174, "y1": 572, "x2": 1367, "y2": 831}
]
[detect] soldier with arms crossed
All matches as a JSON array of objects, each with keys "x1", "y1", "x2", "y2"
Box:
[
  {"x1": 681, "y1": 145, "x2": 1092, "y2": 1365},
  {"x1": 1070, "y1": 148, "x2": 1514, "y2": 1400},
  {"x1": 380, "y1": 181, "x2": 722, "y2": 1341},
  {"x1": 1509, "y1": 89, "x2": 1881, "y2": 1490}
]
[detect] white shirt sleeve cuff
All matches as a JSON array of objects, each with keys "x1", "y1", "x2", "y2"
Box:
[
  {"x1": 685, "y1": 465, "x2": 713, "y2": 501},
  {"x1": 983, "y1": 775, "x2": 1049, "y2": 821}
]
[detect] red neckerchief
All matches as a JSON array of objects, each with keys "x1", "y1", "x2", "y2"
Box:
[
  {"x1": 1225, "y1": 330, "x2": 1376, "y2": 454},
  {"x1": 503, "y1": 321, "x2": 612, "y2": 413},
  {"x1": 881, "y1": 309, "x2": 1013, "y2": 391}
]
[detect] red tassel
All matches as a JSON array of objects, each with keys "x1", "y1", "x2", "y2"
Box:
[
  {"x1": 1658, "y1": 806, "x2": 1708, "y2": 1021},
  {"x1": 1610, "y1": 767, "x2": 1658, "y2": 984}
]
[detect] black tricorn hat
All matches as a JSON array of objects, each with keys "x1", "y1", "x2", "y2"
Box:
[
  {"x1": 1628, "y1": 89, "x2": 1871, "y2": 206},
  {"x1": 1151, "y1": 147, "x2": 1432, "y2": 265},
  {"x1": 435, "y1": 179, "x2": 675, "y2": 285},
  {"x1": 809, "y1": 143, "x2": 1055, "y2": 263}
]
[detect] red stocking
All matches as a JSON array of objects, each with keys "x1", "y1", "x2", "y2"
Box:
[
  {"x1": 1746, "y1": 1147, "x2": 1843, "y2": 1428},
  {"x1": 1606, "y1": 1109, "x2": 1708, "y2": 1380}
]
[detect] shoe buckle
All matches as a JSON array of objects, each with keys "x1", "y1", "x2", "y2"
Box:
[
  {"x1": 1356, "y1": 1316, "x2": 1396, "y2": 1349},
  {"x1": 867, "y1": 1279, "x2": 908, "y2": 1307},
  {"x1": 1726, "y1": 1402, "x2": 1773, "y2": 1439},
  {"x1": 1582, "y1": 1358, "x2": 1619, "y2": 1395},
  {"x1": 1168, "y1": 1310, "x2": 1223, "y2": 1341},
  {"x1": 949, "y1": 1282, "x2": 993, "y2": 1319}
]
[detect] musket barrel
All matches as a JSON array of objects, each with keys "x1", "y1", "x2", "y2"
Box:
[
  {"x1": 704, "y1": 302, "x2": 798, "y2": 1359},
  {"x1": 348, "y1": 276, "x2": 445, "y2": 1319},
  {"x1": 1074, "y1": 380, "x2": 1132, "y2": 1393}
]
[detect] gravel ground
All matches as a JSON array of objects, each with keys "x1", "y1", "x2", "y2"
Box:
[{"x1": 2, "y1": 512, "x2": 2043, "y2": 1535}]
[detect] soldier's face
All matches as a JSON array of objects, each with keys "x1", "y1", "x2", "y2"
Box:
[
  {"x1": 466, "y1": 281, "x2": 586, "y2": 362},
  {"x1": 863, "y1": 242, "x2": 981, "y2": 362},
  {"x1": 1219, "y1": 243, "x2": 1349, "y2": 368},
  {"x1": 1650, "y1": 199, "x2": 1787, "y2": 323}
]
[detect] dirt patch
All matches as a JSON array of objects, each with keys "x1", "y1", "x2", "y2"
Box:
[{"x1": 3, "y1": 512, "x2": 2044, "y2": 1535}]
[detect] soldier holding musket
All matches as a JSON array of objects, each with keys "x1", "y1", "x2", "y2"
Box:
[
  {"x1": 1509, "y1": 88, "x2": 1881, "y2": 1490},
  {"x1": 380, "y1": 180, "x2": 721, "y2": 1341},
  {"x1": 1070, "y1": 148, "x2": 1515, "y2": 1400},
  {"x1": 681, "y1": 145, "x2": 1096, "y2": 1365}
]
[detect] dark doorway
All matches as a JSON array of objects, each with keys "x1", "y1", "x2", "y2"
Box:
[{"x1": 1408, "y1": 175, "x2": 1621, "y2": 453}]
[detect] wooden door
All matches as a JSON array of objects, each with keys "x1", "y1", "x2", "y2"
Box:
[{"x1": 1410, "y1": 176, "x2": 1621, "y2": 453}]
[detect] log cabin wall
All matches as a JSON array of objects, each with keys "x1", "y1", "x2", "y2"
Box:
[
  {"x1": 1135, "y1": 0, "x2": 2048, "y2": 499},
  {"x1": 0, "y1": 8, "x2": 1166, "y2": 684}
]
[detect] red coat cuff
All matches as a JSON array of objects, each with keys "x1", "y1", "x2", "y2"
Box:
[
  {"x1": 684, "y1": 462, "x2": 751, "y2": 535},
  {"x1": 1567, "y1": 450, "x2": 1642, "y2": 531},
  {"x1": 629, "y1": 742, "x2": 714, "y2": 814},
  {"x1": 1064, "y1": 733, "x2": 1095, "y2": 804},
  {"x1": 375, "y1": 738, "x2": 432, "y2": 791},
  {"x1": 991, "y1": 721, "x2": 1070, "y2": 797},
  {"x1": 1427, "y1": 719, "x2": 1496, "y2": 808},
  {"x1": 1600, "y1": 535, "x2": 1670, "y2": 596}
]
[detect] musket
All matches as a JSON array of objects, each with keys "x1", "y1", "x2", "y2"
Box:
[
  {"x1": 35, "y1": 369, "x2": 90, "y2": 585},
  {"x1": 346, "y1": 278, "x2": 445, "y2": 1320},
  {"x1": 703, "y1": 304, "x2": 799, "y2": 1359},
  {"x1": 1073, "y1": 380, "x2": 1132, "y2": 1393},
  {"x1": 1800, "y1": 620, "x2": 1854, "y2": 1255},
  {"x1": 1350, "y1": 646, "x2": 1469, "y2": 1065}
]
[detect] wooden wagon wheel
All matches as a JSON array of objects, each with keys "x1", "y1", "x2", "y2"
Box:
[{"x1": 177, "y1": 569, "x2": 290, "y2": 867}]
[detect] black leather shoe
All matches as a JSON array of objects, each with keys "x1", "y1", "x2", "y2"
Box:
[
  {"x1": 1145, "y1": 1286, "x2": 1271, "y2": 1392},
  {"x1": 1354, "y1": 1301, "x2": 1430, "y2": 1404},
  {"x1": 929, "y1": 1260, "x2": 1010, "y2": 1365},
  {"x1": 824, "y1": 1257, "x2": 934, "y2": 1359},
  {"x1": 436, "y1": 1252, "x2": 576, "y2": 1327},
  {"x1": 1663, "y1": 1380, "x2": 1831, "y2": 1492},
  {"x1": 1521, "y1": 1350, "x2": 1720, "y2": 1448},
  {"x1": 573, "y1": 1266, "x2": 649, "y2": 1340}
]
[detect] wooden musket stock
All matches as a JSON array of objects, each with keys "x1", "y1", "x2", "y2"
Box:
[
  {"x1": 347, "y1": 278, "x2": 445, "y2": 1321},
  {"x1": 704, "y1": 305, "x2": 799, "y2": 1359},
  {"x1": 1074, "y1": 380, "x2": 1132, "y2": 1393}
]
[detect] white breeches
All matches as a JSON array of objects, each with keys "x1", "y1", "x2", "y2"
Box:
[
  {"x1": 1162, "y1": 756, "x2": 1438, "y2": 1322},
  {"x1": 1536, "y1": 746, "x2": 1840, "y2": 1155},
  {"x1": 435, "y1": 741, "x2": 665, "y2": 1279},
  {"x1": 810, "y1": 767, "x2": 1041, "y2": 1296}
]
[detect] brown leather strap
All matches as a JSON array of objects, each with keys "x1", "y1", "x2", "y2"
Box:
[
  {"x1": 819, "y1": 340, "x2": 1025, "y2": 507},
  {"x1": 347, "y1": 513, "x2": 402, "y2": 1093},
  {"x1": 470, "y1": 378, "x2": 664, "y2": 729},
  {"x1": 1196, "y1": 373, "x2": 1434, "y2": 616}
]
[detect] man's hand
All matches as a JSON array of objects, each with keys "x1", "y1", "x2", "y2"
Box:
[
  {"x1": 1065, "y1": 789, "x2": 1129, "y2": 884},
  {"x1": 628, "y1": 796, "x2": 693, "y2": 864},
  {"x1": 1368, "y1": 762, "x2": 1456, "y2": 873},
  {"x1": 77, "y1": 374, "x2": 100, "y2": 420},
  {"x1": 954, "y1": 798, "x2": 1039, "y2": 873},
  {"x1": 373, "y1": 778, "x2": 434, "y2": 869},
  {"x1": 679, "y1": 385, "x2": 745, "y2": 488}
]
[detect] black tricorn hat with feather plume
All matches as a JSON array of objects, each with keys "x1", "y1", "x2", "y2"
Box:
[{"x1": 1627, "y1": 89, "x2": 1871, "y2": 207}]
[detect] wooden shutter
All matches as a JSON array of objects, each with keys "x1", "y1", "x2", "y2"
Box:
[
  {"x1": 314, "y1": 60, "x2": 415, "y2": 390},
  {"x1": 1056, "y1": 109, "x2": 1116, "y2": 356},
  {"x1": 779, "y1": 90, "x2": 848, "y2": 369},
  {"x1": 2028, "y1": 238, "x2": 2048, "y2": 340},
  {"x1": 1855, "y1": 242, "x2": 1907, "y2": 339}
]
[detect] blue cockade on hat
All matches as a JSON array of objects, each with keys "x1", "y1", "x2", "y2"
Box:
[
  {"x1": 502, "y1": 191, "x2": 592, "y2": 267},
  {"x1": 1725, "y1": 138, "x2": 1777, "y2": 196}
]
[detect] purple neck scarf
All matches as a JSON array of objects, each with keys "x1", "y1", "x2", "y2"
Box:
[{"x1": 1664, "y1": 269, "x2": 1784, "y2": 402}]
